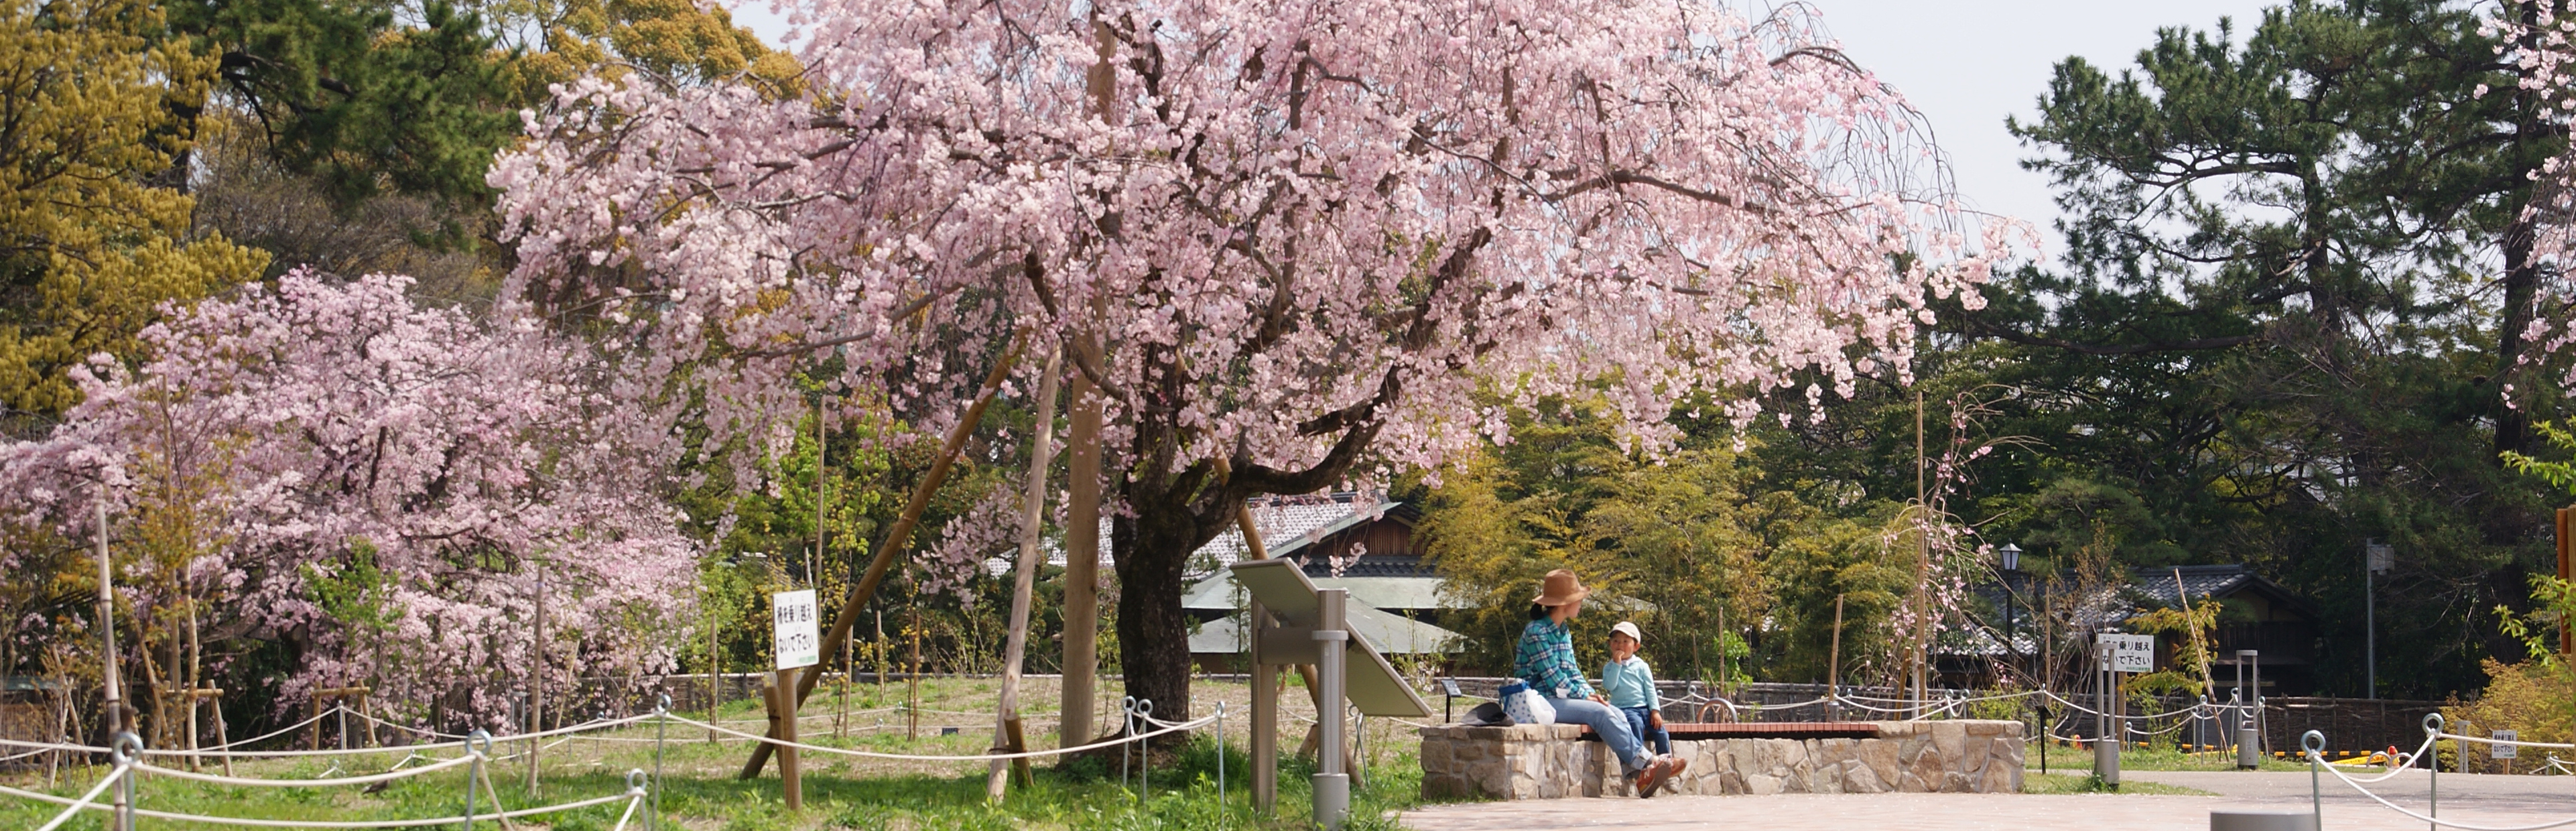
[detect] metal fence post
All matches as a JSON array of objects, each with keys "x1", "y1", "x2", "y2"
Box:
[
  {"x1": 1216, "y1": 701, "x2": 1227, "y2": 816},
  {"x1": 1137, "y1": 698, "x2": 1153, "y2": 803},
  {"x1": 653, "y1": 694, "x2": 670, "y2": 831},
  {"x1": 109, "y1": 731, "x2": 141, "y2": 831},
  {"x1": 2299, "y1": 730, "x2": 2325, "y2": 830},
  {"x1": 466, "y1": 729, "x2": 492, "y2": 831},
  {"x1": 2425, "y1": 712, "x2": 2443, "y2": 831}
]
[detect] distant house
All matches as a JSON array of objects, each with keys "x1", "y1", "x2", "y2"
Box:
[{"x1": 1944, "y1": 564, "x2": 2325, "y2": 695}]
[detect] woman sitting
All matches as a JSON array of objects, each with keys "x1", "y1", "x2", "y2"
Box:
[{"x1": 1512, "y1": 569, "x2": 1683, "y2": 797}]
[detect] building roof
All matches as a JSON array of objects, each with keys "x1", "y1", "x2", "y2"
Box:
[
  {"x1": 2067, "y1": 564, "x2": 2318, "y2": 627},
  {"x1": 983, "y1": 491, "x2": 1411, "y2": 578},
  {"x1": 1187, "y1": 604, "x2": 1466, "y2": 655}
]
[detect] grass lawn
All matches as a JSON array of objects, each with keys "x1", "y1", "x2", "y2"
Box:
[
  {"x1": 0, "y1": 676, "x2": 1444, "y2": 830},
  {"x1": 2026, "y1": 741, "x2": 2356, "y2": 775},
  {"x1": 2019, "y1": 773, "x2": 2217, "y2": 795}
]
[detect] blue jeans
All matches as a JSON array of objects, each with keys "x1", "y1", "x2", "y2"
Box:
[
  {"x1": 1547, "y1": 696, "x2": 1648, "y2": 774},
  {"x1": 1621, "y1": 706, "x2": 1671, "y2": 755}
]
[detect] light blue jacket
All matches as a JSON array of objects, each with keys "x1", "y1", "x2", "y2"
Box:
[{"x1": 1600, "y1": 655, "x2": 1660, "y2": 710}]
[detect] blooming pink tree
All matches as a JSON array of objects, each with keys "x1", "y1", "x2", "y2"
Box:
[
  {"x1": 0, "y1": 272, "x2": 694, "y2": 727},
  {"x1": 492, "y1": 0, "x2": 2023, "y2": 715}
]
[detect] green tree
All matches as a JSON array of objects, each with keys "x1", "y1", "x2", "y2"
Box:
[
  {"x1": 0, "y1": 0, "x2": 268, "y2": 423},
  {"x1": 1421, "y1": 398, "x2": 1874, "y2": 685},
  {"x1": 1872, "y1": 0, "x2": 2572, "y2": 697}
]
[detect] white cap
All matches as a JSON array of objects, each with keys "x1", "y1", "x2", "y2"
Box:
[{"x1": 1611, "y1": 621, "x2": 1643, "y2": 645}]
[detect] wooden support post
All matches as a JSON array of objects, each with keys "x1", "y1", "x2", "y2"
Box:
[
  {"x1": 186, "y1": 688, "x2": 228, "y2": 775},
  {"x1": 738, "y1": 330, "x2": 1028, "y2": 779},
  {"x1": 308, "y1": 686, "x2": 369, "y2": 753},
  {"x1": 2559, "y1": 507, "x2": 2572, "y2": 656},
  {"x1": 990, "y1": 349, "x2": 1061, "y2": 802},
  {"x1": 907, "y1": 609, "x2": 922, "y2": 741},
  {"x1": 767, "y1": 669, "x2": 803, "y2": 810}
]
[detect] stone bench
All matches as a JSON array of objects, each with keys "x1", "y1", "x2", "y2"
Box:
[{"x1": 1417, "y1": 720, "x2": 2024, "y2": 800}]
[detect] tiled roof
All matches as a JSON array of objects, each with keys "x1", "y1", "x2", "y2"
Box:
[
  {"x1": 981, "y1": 491, "x2": 1407, "y2": 578},
  {"x1": 2055, "y1": 564, "x2": 2314, "y2": 627}
]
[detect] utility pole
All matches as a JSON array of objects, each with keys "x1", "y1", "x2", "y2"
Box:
[{"x1": 2366, "y1": 539, "x2": 2391, "y2": 699}]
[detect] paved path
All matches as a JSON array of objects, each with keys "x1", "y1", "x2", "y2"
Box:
[{"x1": 1398, "y1": 771, "x2": 2576, "y2": 830}]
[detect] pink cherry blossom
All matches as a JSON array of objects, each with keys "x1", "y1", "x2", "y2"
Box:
[
  {"x1": 0, "y1": 271, "x2": 694, "y2": 726},
  {"x1": 489, "y1": 0, "x2": 2028, "y2": 710}
]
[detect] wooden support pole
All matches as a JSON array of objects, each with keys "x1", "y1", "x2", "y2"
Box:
[
  {"x1": 1827, "y1": 594, "x2": 1845, "y2": 716},
  {"x1": 769, "y1": 668, "x2": 802, "y2": 810},
  {"x1": 990, "y1": 348, "x2": 1061, "y2": 801},
  {"x1": 187, "y1": 688, "x2": 229, "y2": 776},
  {"x1": 739, "y1": 330, "x2": 1028, "y2": 779},
  {"x1": 2559, "y1": 507, "x2": 2572, "y2": 656}
]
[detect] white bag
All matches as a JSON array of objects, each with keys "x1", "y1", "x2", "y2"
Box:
[{"x1": 1498, "y1": 680, "x2": 1557, "y2": 726}]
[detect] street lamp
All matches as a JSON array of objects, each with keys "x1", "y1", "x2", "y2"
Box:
[
  {"x1": 2366, "y1": 539, "x2": 2392, "y2": 700},
  {"x1": 1996, "y1": 544, "x2": 2023, "y2": 684}
]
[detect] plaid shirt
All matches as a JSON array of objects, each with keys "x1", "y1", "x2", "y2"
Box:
[{"x1": 1512, "y1": 617, "x2": 1595, "y2": 700}]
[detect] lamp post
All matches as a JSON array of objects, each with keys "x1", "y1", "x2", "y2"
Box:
[
  {"x1": 2365, "y1": 539, "x2": 2392, "y2": 700},
  {"x1": 1997, "y1": 544, "x2": 2022, "y2": 682}
]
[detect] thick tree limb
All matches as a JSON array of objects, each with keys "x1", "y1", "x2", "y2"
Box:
[{"x1": 740, "y1": 328, "x2": 1030, "y2": 779}]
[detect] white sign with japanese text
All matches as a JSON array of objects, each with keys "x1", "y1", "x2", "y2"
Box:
[
  {"x1": 2494, "y1": 730, "x2": 2519, "y2": 759},
  {"x1": 2098, "y1": 633, "x2": 2154, "y2": 674},
  {"x1": 773, "y1": 589, "x2": 820, "y2": 669}
]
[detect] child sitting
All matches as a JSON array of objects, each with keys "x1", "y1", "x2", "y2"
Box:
[{"x1": 1602, "y1": 621, "x2": 1675, "y2": 765}]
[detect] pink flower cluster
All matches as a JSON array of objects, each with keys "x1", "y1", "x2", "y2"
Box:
[
  {"x1": 0, "y1": 272, "x2": 696, "y2": 723},
  {"x1": 2489, "y1": 2, "x2": 2576, "y2": 391},
  {"x1": 489, "y1": 0, "x2": 2026, "y2": 530}
]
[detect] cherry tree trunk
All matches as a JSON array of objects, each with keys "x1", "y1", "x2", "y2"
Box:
[{"x1": 1110, "y1": 499, "x2": 1215, "y2": 740}]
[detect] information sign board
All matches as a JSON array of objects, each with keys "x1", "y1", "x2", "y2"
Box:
[
  {"x1": 773, "y1": 589, "x2": 820, "y2": 669},
  {"x1": 2098, "y1": 633, "x2": 2154, "y2": 674},
  {"x1": 2494, "y1": 730, "x2": 2519, "y2": 759}
]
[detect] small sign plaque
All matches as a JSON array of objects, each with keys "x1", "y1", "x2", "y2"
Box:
[
  {"x1": 2098, "y1": 633, "x2": 2154, "y2": 674},
  {"x1": 2493, "y1": 730, "x2": 2519, "y2": 759},
  {"x1": 773, "y1": 589, "x2": 820, "y2": 669}
]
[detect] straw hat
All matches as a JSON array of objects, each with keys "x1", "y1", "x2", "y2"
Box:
[
  {"x1": 1532, "y1": 568, "x2": 1591, "y2": 606},
  {"x1": 1611, "y1": 621, "x2": 1643, "y2": 645}
]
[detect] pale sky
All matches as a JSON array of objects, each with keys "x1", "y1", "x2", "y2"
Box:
[{"x1": 718, "y1": 0, "x2": 2278, "y2": 257}]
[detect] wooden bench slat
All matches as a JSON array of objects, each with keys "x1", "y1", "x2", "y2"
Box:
[{"x1": 1574, "y1": 722, "x2": 1880, "y2": 741}]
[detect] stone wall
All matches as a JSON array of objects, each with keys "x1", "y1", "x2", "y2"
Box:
[{"x1": 1417, "y1": 720, "x2": 2024, "y2": 800}]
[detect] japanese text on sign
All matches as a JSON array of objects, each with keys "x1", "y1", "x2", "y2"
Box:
[
  {"x1": 2494, "y1": 730, "x2": 2519, "y2": 759},
  {"x1": 773, "y1": 589, "x2": 820, "y2": 669},
  {"x1": 2097, "y1": 633, "x2": 2154, "y2": 674}
]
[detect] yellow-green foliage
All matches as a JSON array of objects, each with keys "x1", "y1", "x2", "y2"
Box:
[
  {"x1": 501, "y1": 0, "x2": 801, "y2": 97},
  {"x1": 2124, "y1": 597, "x2": 2220, "y2": 698},
  {"x1": 1420, "y1": 397, "x2": 1892, "y2": 686},
  {"x1": 2443, "y1": 657, "x2": 2572, "y2": 771},
  {"x1": 0, "y1": 0, "x2": 265, "y2": 418}
]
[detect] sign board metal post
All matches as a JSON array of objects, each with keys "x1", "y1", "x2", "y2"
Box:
[
  {"x1": 1312, "y1": 588, "x2": 1350, "y2": 831},
  {"x1": 769, "y1": 590, "x2": 820, "y2": 810},
  {"x1": 2236, "y1": 649, "x2": 2262, "y2": 768},
  {"x1": 2094, "y1": 637, "x2": 2118, "y2": 785},
  {"x1": 2494, "y1": 729, "x2": 2518, "y2": 774},
  {"x1": 1226, "y1": 560, "x2": 1429, "y2": 826}
]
